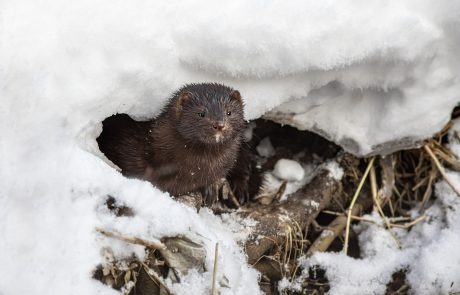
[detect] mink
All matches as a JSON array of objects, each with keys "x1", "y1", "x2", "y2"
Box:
[{"x1": 97, "y1": 83, "x2": 246, "y2": 205}]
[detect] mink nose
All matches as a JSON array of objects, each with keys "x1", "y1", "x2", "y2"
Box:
[{"x1": 212, "y1": 122, "x2": 225, "y2": 131}]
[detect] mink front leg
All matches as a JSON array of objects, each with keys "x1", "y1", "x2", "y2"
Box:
[
  {"x1": 227, "y1": 144, "x2": 260, "y2": 204},
  {"x1": 201, "y1": 185, "x2": 219, "y2": 207}
]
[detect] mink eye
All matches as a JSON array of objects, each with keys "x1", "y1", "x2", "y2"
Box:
[
  {"x1": 197, "y1": 112, "x2": 205, "y2": 118},
  {"x1": 227, "y1": 111, "x2": 232, "y2": 116}
]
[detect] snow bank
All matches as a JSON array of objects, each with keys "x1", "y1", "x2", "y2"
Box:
[{"x1": 1, "y1": 0, "x2": 460, "y2": 294}]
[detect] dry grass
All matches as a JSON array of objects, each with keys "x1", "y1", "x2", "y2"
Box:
[
  {"x1": 283, "y1": 116, "x2": 460, "y2": 293},
  {"x1": 343, "y1": 157, "x2": 375, "y2": 255}
]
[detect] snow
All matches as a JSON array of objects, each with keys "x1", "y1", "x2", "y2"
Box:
[
  {"x1": 1, "y1": 0, "x2": 460, "y2": 294},
  {"x1": 288, "y1": 126, "x2": 460, "y2": 295},
  {"x1": 273, "y1": 159, "x2": 305, "y2": 182},
  {"x1": 324, "y1": 160, "x2": 344, "y2": 181},
  {"x1": 259, "y1": 163, "x2": 317, "y2": 202},
  {"x1": 256, "y1": 137, "x2": 276, "y2": 158},
  {"x1": 295, "y1": 192, "x2": 460, "y2": 295},
  {"x1": 262, "y1": 159, "x2": 344, "y2": 202}
]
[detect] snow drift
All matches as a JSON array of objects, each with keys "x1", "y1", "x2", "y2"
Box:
[{"x1": 1, "y1": 0, "x2": 459, "y2": 294}]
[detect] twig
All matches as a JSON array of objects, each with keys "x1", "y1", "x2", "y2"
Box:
[
  {"x1": 419, "y1": 167, "x2": 436, "y2": 212},
  {"x1": 281, "y1": 226, "x2": 293, "y2": 277},
  {"x1": 322, "y1": 210, "x2": 376, "y2": 223},
  {"x1": 390, "y1": 215, "x2": 426, "y2": 229},
  {"x1": 343, "y1": 157, "x2": 375, "y2": 255},
  {"x1": 292, "y1": 239, "x2": 311, "y2": 244},
  {"x1": 424, "y1": 145, "x2": 460, "y2": 197},
  {"x1": 293, "y1": 221, "x2": 306, "y2": 256},
  {"x1": 274, "y1": 181, "x2": 288, "y2": 201},
  {"x1": 290, "y1": 221, "x2": 306, "y2": 281},
  {"x1": 387, "y1": 216, "x2": 412, "y2": 222},
  {"x1": 211, "y1": 243, "x2": 219, "y2": 295},
  {"x1": 228, "y1": 192, "x2": 241, "y2": 208},
  {"x1": 379, "y1": 155, "x2": 395, "y2": 199},
  {"x1": 388, "y1": 197, "x2": 395, "y2": 217},
  {"x1": 393, "y1": 185, "x2": 403, "y2": 211},
  {"x1": 432, "y1": 141, "x2": 460, "y2": 171},
  {"x1": 225, "y1": 182, "x2": 241, "y2": 208},
  {"x1": 140, "y1": 262, "x2": 172, "y2": 295},
  {"x1": 436, "y1": 150, "x2": 460, "y2": 171},
  {"x1": 412, "y1": 176, "x2": 428, "y2": 191},
  {"x1": 95, "y1": 227, "x2": 166, "y2": 250},
  {"x1": 370, "y1": 165, "x2": 402, "y2": 249},
  {"x1": 391, "y1": 284, "x2": 410, "y2": 295},
  {"x1": 307, "y1": 201, "x2": 369, "y2": 257}
]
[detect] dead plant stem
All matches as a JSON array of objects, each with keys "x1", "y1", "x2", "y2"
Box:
[
  {"x1": 370, "y1": 165, "x2": 402, "y2": 249},
  {"x1": 343, "y1": 157, "x2": 375, "y2": 255},
  {"x1": 424, "y1": 145, "x2": 460, "y2": 197},
  {"x1": 95, "y1": 227, "x2": 166, "y2": 250},
  {"x1": 211, "y1": 243, "x2": 219, "y2": 295},
  {"x1": 140, "y1": 262, "x2": 172, "y2": 295}
]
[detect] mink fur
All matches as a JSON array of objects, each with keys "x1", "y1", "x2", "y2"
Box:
[{"x1": 97, "y1": 83, "x2": 246, "y2": 204}]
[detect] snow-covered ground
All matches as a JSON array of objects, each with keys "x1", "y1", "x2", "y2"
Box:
[
  {"x1": 294, "y1": 122, "x2": 460, "y2": 295},
  {"x1": 1, "y1": 0, "x2": 459, "y2": 294}
]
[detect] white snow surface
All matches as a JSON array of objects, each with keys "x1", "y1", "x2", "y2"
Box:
[
  {"x1": 1, "y1": 0, "x2": 460, "y2": 294},
  {"x1": 273, "y1": 159, "x2": 305, "y2": 182}
]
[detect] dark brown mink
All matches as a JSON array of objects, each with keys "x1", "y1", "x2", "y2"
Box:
[{"x1": 97, "y1": 83, "x2": 246, "y2": 204}]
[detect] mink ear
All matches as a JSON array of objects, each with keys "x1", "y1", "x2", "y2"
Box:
[
  {"x1": 229, "y1": 90, "x2": 243, "y2": 106},
  {"x1": 178, "y1": 91, "x2": 193, "y2": 107}
]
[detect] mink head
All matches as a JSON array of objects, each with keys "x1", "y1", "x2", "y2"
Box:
[{"x1": 171, "y1": 83, "x2": 245, "y2": 146}]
